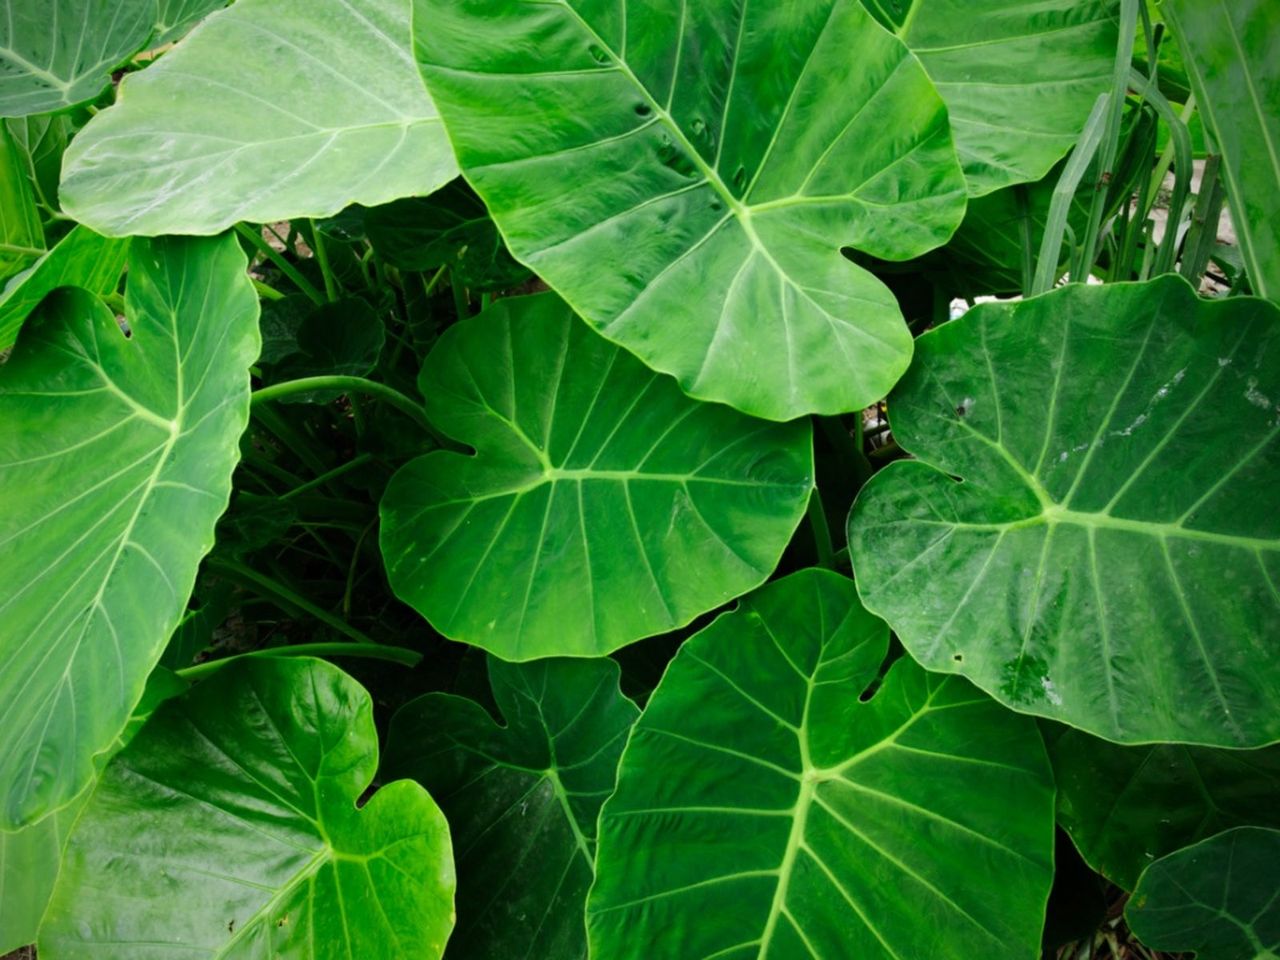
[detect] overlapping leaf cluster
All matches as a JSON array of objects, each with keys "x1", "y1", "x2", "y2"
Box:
[{"x1": 1, "y1": 0, "x2": 1277, "y2": 958}]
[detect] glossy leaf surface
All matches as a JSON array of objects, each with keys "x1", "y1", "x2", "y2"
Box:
[
  {"x1": 41, "y1": 657, "x2": 456, "y2": 959},
  {"x1": 850, "y1": 277, "x2": 1280, "y2": 746},
  {"x1": 1048, "y1": 727, "x2": 1280, "y2": 890},
  {"x1": 380, "y1": 293, "x2": 813, "y2": 659},
  {"x1": 0, "y1": 224, "x2": 128, "y2": 351},
  {"x1": 415, "y1": 0, "x2": 966, "y2": 419},
  {"x1": 0, "y1": 667, "x2": 187, "y2": 954},
  {"x1": 588, "y1": 569, "x2": 1056, "y2": 959},
  {"x1": 60, "y1": 0, "x2": 458, "y2": 236},
  {"x1": 1164, "y1": 0, "x2": 1280, "y2": 302},
  {"x1": 865, "y1": 0, "x2": 1120, "y2": 196},
  {"x1": 154, "y1": 0, "x2": 229, "y2": 44},
  {"x1": 385, "y1": 657, "x2": 638, "y2": 959},
  {"x1": 1126, "y1": 827, "x2": 1280, "y2": 960},
  {"x1": 0, "y1": 0, "x2": 153, "y2": 117},
  {"x1": 0, "y1": 234, "x2": 258, "y2": 829}
]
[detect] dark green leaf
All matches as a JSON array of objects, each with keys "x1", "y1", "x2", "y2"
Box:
[
  {"x1": 0, "y1": 234, "x2": 259, "y2": 829},
  {"x1": 588, "y1": 569, "x2": 1056, "y2": 959},
  {"x1": 380, "y1": 292, "x2": 813, "y2": 659},
  {"x1": 40, "y1": 657, "x2": 456, "y2": 959},
  {"x1": 265, "y1": 297, "x2": 386, "y2": 403},
  {"x1": 0, "y1": 123, "x2": 43, "y2": 282},
  {"x1": 414, "y1": 0, "x2": 966, "y2": 419},
  {"x1": 0, "y1": 0, "x2": 154, "y2": 117},
  {"x1": 384, "y1": 656, "x2": 638, "y2": 960},
  {"x1": 1126, "y1": 827, "x2": 1280, "y2": 960},
  {"x1": 849, "y1": 276, "x2": 1280, "y2": 746},
  {"x1": 365, "y1": 179, "x2": 532, "y2": 292},
  {"x1": 1048, "y1": 726, "x2": 1280, "y2": 890},
  {"x1": 60, "y1": 0, "x2": 458, "y2": 236}
]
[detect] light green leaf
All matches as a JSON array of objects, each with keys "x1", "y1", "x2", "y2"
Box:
[
  {"x1": 0, "y1": 0, "x2": 154, "y2": 117},
  {"x1": 384, "y1": 656, "x2": 638, "y2": 960},
  {"x1": 40, "y1": 657, "x2": 457, "y2": 959},
  {"x1": 60, "y1": 0, "x2": 458, "y2": 237},
  {"x1": 1047, "y1": 725, "x2": 1280, "y2": 890},
  {"x1": 0, "y1": 223, "x2": 128, "y2": 350},
  {"x1": 0, "y1": 666, "x2": 188, "y2": 955},
  {"x1": 864, "y1": 0, "x2": 1121, "y2": 196},
  {"x1": 379, "y1": 292, "x2": 813, "y2": 660},
  {"x1": 1163, "y1": 0, "x2": 1280, "y2": 302},
  {"x1": 588, "y1": 569, "x2": 1056, "y2": 959},
  {"x1": 0, "y1": 123, "x2": 43, "y2": 282},
  {"x1": 414, "y1": 0, "x2": 966, "y2": 419},
  {"x1": 848, "y1": 276, "x2": 1280, "y2": 746},
  {"x1": 1126, "y1": 827, "x2": 1280, "y2": 960},
  {"x1": 0, "y1": 233, "x2": 259, "y2": 830},
  {"x1": 154, "y1": 0, "x2": 229, "y2": 45}
]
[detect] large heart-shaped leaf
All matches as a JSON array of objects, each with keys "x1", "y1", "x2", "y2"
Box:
[
  {"x1": 1126, "y1": 827, "x2": 1280, "y2": 960},
  {"x1": 849, "y1": 276, "x2": 1280, "y2": 746},
  {"x1": 0, "y1": 233, "x2": 258, "y2": 829},
  {"x1": 863, "y1": 0, "x2": 1121, "y2": 196},
  {"x1": 60, "y1": 0, "x2": 458, "y2": 237},
  {"x1": 1164, "y1": 0, "x2": 1280, "y2": 302},
  {"x1": 40, "y1": 657, "x2": 456, "y2": 959},
  {"x1": 1047, "y1": 726, "x2": 1280, "y2": 890},
  {"x1": 384, "y1": 656, "x2": 639, "y2": 959},
  {"x1": 380, "y1": 293, "x2": 813, "y2": 660},
  {"x1": 0, "y1": 667, "x2": 187, "y2": 955},
  {"x1": 414, "y1": 0, "x2": 966, "y2": 419},
  {"x1": 587, "y1": 569, "x2": 1056, "y2": 959},
  {"x1": 0, "y1": 0, "x2": 154, "y2": 118},
  {"x1": 0, "y1": 223, "x2": 128, "y2": 350}
]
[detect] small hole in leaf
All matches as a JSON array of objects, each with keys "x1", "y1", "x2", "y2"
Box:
[
  {"x1": 953, "y1": 653, "x2": 964, "y2": 662},
  {"x1": 116, "y1": 315, "x2": 132, "y2": 339},
  {"x1": 588, "y1": 44, "x2": 609, "y2": 64},
  {"x1": 635, "y1": 103, "x2": 652, "y2": 117},
  {"x1": 732, "y1": 165, "x2": 746, "y2": 191}
]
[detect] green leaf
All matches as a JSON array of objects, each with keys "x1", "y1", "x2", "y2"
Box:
[
  {"x1": 379, "y1": 292, "x2": 813, "y2": 659},
  {"x1": 0, "y1": 123, "x2": 43, "y2": 282},
  {"x1": 414, "y1": 0, "x2": 966, "y2": 419},
  {"x1": 40, "y1": 657, "x2": 456, "y2": 959},
  {"x1": 5, "y1": 114, "x2": 72, "y2": 220},
  {"x1": 0, "y1": 224, "x2": 128, "y2": 351},
  {"x1": 1049, "y1": 725, "x2": 1280, "y2": 890},
  {"x1": 364, "y1": 179, "x2": 531, "y2": 292},
  {"x1": 0, "y1": 0, "x2": 154, "y2": 117},
  {"x1": 1126, "y1": 827, "x2": 1280, "y2": 960},
  {"x1": 384, "y1": 656, "x2": 639, "y2": 960},
  {"x1": 154, "y1": 0, "x2": 229, "y2": 45},
  {"x1": 1163, "y1": 0, "x2": 1280, "y2": 302},
  {"x1": 848, "y1": 276, "x2": 1280, "y2": 746},
  {"x1": 0, "y1": 666, "x2": 187, "y2": 955},
  {"x1": 263, "y1": 297, "x2": 386, "y2": 403},
  {"x1": 587, "y1": 569, "x2": 1056, "y2": 959},
  {"x1": 864, "y1": 0, "x2": 1121, "y2": 196},
  {"x1": 0, "y1": 233, "x2": 259, "y2": 829},
  {"x1": 60, "y1": 0, "x2": 458, "y2": 237}
]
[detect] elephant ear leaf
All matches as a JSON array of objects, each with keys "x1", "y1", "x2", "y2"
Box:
[
  {"x1": 866, "y1": 0, "x2": 1122, "y2": 196},
  {"x1": 39, "y1": 657, "x2": 457, "y2": 959},
  {"x1": 379, "y1": 292, "x2": 813, "y2": 660},
  {"x1": 1126, "y1": 827, "x2": 1280, "y2": 960},
  {"x1": 59, "y1": 0, "x2": 458, "y2": 236},
  {"x1": 384, "y1": 656, "x2": 639, "y2": 960},
  {"x1": 413, "y1": 0, "x2": 967, "y2": 419},
  {"x1": 849, "y1": 276, "x2": 1280, "y2": 747},
  {"x1": 587, "y1": 568, "x2": 1056, "y2": 960},
  {"x1": 0, "y1": 0, "x2": 155, "y2": 118},
  {"x1": 0, "y1": 233, "x2": 259, "y2": 830}
]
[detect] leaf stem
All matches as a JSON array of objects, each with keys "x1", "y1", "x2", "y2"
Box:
[
  {"x1": 253, "y1": 375, "x2": 431, "y2": 432},
  {"x1": 281, "y1": 452, "x2": 374, "y2": 500},
  {"x1": 206, "y1": 556, "x2": 374, "y2": 644},
  {"x1": 309, "y1": 221, "x2": 339, "y2": 302},
  {"x1": 0, "y1": 241, "x2": 46, "y2": 258},
  {"x1": 235, "y1": 223, "x2": 326, "y2": 307},
  {"x1": 176, "y1": 642, "x2": 421, "y2": 681},
  {"x1": 806, "y1": 490, "x2": 835, "y2": 570}
]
